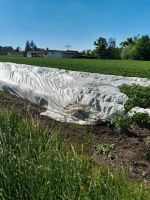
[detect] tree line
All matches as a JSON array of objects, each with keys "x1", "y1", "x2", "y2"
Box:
[
  {"x1": 83, "y1": 35, "x2": 150, "y2": 61},
  {"x1": 0, "y1": 40, "x2": 44, "y2": 55},
  {"x1": 0, "y1": 46, "x2": 13, "y2": 55},
  {"x1": 1, "y1": 35, "x2": 150, "y2": 60}
]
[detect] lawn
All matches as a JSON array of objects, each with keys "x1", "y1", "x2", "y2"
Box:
[{"x1": 1, "y1": 56, "x2": 150, "y2": 78}]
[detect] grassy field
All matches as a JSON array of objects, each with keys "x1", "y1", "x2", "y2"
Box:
[
  {"x1": 0, "y1": 108, "x2": 150, "y2": 200},
  {"x1": 1, "y1": 56, "x2": 150, "y2": 78}
]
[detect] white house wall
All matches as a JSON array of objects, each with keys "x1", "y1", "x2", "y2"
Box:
[
  {"x1": 27, "y1": 53, "x2": 32, "y2": 58},
  {"x1": 47, "y1": 52, "x2": 63, "y2": 58},
  {"x1": 63, "y1": 54, "x2": 75, "y2": 58}
]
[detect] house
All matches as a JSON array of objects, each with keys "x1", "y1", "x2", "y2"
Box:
[
  {"x1": 7, "y1": 52, "x2": 24, "y2": 57},
  {"x1": 27, "y1": 51, "x2": 45, "y2": 58},
  {"x1": 63, "y1": 50, "x2": 80, "y2": 58},
  {"x1": 47, "y1": 50, "x2": 64, "y2": 58},
  {"x1": 47, "y1": 50, "x2": 80, "y2": 58}
]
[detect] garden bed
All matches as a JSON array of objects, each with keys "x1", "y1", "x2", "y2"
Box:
[{"x1": 1, "y1": 91, "x2": 150, "y2": 183}]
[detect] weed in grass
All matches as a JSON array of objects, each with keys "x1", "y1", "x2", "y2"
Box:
[
  {"x1": 96, "y1": 143, "x2": 115, "y2": 159},
  {"x1": 0, "y1": 109, "x2": 150, "y2": 199},
  {"x1": 134, "y1": 160, "x2": 147, "y2": 168},
  {"x1": 114, "y1": 115, "x2": 132, "y2": 133}
]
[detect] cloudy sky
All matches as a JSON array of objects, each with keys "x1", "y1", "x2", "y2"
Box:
[{"x1": 0, "y1": 0, "x2": 150, "y2": 50}]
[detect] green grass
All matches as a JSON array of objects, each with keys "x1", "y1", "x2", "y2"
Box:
[
  {"x1": 1, "y1": 56, "x2": 150, "y2": 78},
  {"x1": 0, "y1": 109, "x2": 150, "y2": 199}
]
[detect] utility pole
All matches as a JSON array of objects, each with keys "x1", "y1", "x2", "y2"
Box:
[{"x1": 65, "y1": 43, "x2": 72, "y2": 51}]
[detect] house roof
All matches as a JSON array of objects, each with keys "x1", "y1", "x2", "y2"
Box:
[
  {"x1": 48, "y1": 50, "x2": 80, "y2": 54},
  {"x1": 64, "y1": 50, "x2": 80, "y2": 54},
  {"x1": 48, "y1": 50, "x2": 64, "y2": 53},
  {"x1": 27, "y1": 51, "x2": 45, "y2": 54}
]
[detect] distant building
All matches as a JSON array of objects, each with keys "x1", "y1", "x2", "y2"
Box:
[
  {"x1": 7, "y1": 52, "x2": 24, "y2": 57},
  {"x1": 27, "y1": 51, "x2": 45, "y2": 58},
  {"x1": 47, "y1": 50, "x2": 80, "y2": 58}
]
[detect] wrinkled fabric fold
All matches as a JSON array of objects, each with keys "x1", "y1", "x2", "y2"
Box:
[{"x1": 0, "y1": 62, "x2": 150, "y2": 125}]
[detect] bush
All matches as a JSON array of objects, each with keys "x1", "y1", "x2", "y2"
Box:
[
  {"x1": 132, "y1": 112, "x2": 150, "y2": 128},
  {"x1": 120, "y1": 85, "x2": 150, "y2": 112}
]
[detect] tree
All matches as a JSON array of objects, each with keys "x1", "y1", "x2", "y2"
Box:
[
  {"x1": 25, "y1": 40, "x2": 38, "y2": 52},
  {"x1": 25, "y1": 40, "x2": 31, "y2": 52},
  {"x1": 108, "y1": 38, "x2": 116, "y2": 48},
  {"x1": 91, "y1": 49, "x2": 97, "y2": 58},
  {"x1": 120, "y1": 35, "x2": 139, "y2": 60},
  {"x1": 15, "y1": 47, "x2": 21, "y2": 52},
  {"x1": 120, "y1": 37, "x2": 135, "y2": 47},
  {"x1": 30, "y1": 40, "x2": 37, "y2": 51},
  {"x1": 81, "y1": 49, "x2": 92, "y2": 56},
  {"x1": 94, "y1": 37, "x2": 108, "y2": 58},
  {"x1": 106, "y1": 47, "x2": 121, "y2": 60},
  {"x1": 46, "y1": 47, "x2": 49, "y2": 52},
  {"x1": 121, "y1": 45, "x2": 134, "y2": 60},
  {"x1": 106, "y1": 38, "x2": 120, "y2": 59},
  {"x1": 133, "y1": 35, "x2": 150, "y2": 60}
]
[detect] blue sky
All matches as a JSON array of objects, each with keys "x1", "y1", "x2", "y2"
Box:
[{"x1": 0, "y1": 0, "x2": 150, "y2": 51}]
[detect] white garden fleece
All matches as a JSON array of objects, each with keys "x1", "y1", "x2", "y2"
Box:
[{"x1": 0, "y1": 62, "x2": 150, "y2": 125}]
